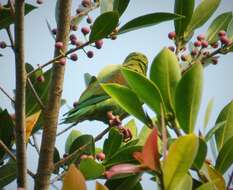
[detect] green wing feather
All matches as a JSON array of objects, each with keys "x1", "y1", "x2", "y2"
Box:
[{"x1": 63, "y1": 52, "x2": 148, "y2": 125}]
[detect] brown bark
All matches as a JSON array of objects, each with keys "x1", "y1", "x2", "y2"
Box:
[
  {"x1": 14, "y1": 0, "x2": 27, "y2": 188},
  {"x1": 34, "y1": 0, "x2": 72, "y2": 189}
]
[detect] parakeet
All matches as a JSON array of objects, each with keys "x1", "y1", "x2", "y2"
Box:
[{"x1": 62, "y1": 52, "x2": 148, "y2": 126}]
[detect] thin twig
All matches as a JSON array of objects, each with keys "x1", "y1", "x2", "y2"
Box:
[
  {"x1": 6, "y1": 27, "x2": 15, "y2": 49},
  {"x1": 0, "y1": 85, "x2": 15, "y2": 104},
  {"x1": 0, "y1": 140, "x2": 35, "y2": 178},
  {"x1": 56, "y1": 122, "x2": 77, "y2": 136},
  {"x1": 160, "y1": 105, "x2": 167, "y2": 160},
  {"x1": 94, "y1": 126, "x2": 111, "y2": 142},
  {"x1": 27, "y1": 78, "x2": 45, "y2": 109}
]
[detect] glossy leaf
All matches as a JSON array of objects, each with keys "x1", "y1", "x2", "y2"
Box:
[
  {"x1": 103, "y1": 128, "x2": 123, "y2": 161},
  {"x1": 207, "y1": 12, "x2": 233, "y2": 43},
  {"x1": 104, "y1": 145, "x2": 142, "y2": 167},
  {"x1": 195, "y1": 182, "x2": 215, "y2": 190},
  {"x1": 79, "y1": 158, "x2": 105, "y2": 179},
  {"x1": 227, "y1": 18, "x2": 233, "y2": 40},
  {"x1": 89, "y1": 11, "x2": 119, "y2": 42},
  {"x1": 69, "y1": 135, "x2": 95, "y2": 156},
  {"x1": 105, "y1": 174, "x2": 142, "y2": 190},
  {"x1": 0, "y1": 160, "x2": 16, "y2": 188},
  {"x1": 96, "y1": 181, "x2": 109, "y2": 190},
  {"x1": 102, "y1": 84, "x2": 149, "y2": 124},
  {"x1": 205, "y1": 121, "x2": 226, "y2": 142},
  {"x1": 141, "y1": 128, "x2": 159, "y2": 170},
  {"x1": 215, "y1": 136, "x2": 233, "y2": 174},
  {"x1": 0, "y1": 110, "x2": 14, "y2": 161},
  {"x1": 124, "y1": 119, "x2": 137, "y2": 139},
  {"x1": 113, "y1": 0, "x2": 130, "y2": 17},
  {"x1": 100, "y1": 0, "x2": 113, "y2": 13},
  {"x1": 0, "y1": 4, "x2": 36, "y2": 30},
  {"x1": 175, "y1": 63, "x2": 203, "y2": 133},
  {"x1": 203, "y1": 98, "x2": 214, "y2": 130},
  {"x1": 150, "y1": 48, "x2": 181, "y2": 113},
  {"x1": 163, "y1": 134, "x2": 199, "y2": 190},
  {"x1": 137, "y1": 125, "x2": 152, "y2": 145},
  {"x1": 186, "y1": 0, "x2": 221, "y2": 34},
  {"x1": 201, "y1": 163, "x2": 226, "y2": 190},
  {"x1": 215, "y1": 100, "x2": 233, "y2": 150},
  {"x1": 174, "y1": 174, "x2": 192, "y2": 190},
  {"x1": 25, "y1": 111, "x2": 41, "y2": 142},
  {"x1": 118, "y1": 13, "x2": 183, "y2": 34},
  {"x1": 174, "y1": 0, "x2": 195, "y2": 37},
  {"x1": 62, "y1": 164, "x2": 87, "y2": 190},
  {"x1": 122, "y1": 68, "x2": 164, "y2": 114},
  {"x1": 65, "y1": 130, "x2": 82, "y2": 153},
  {"x1": 193, "y1": 138, "x2": 207, "y2": 169}
]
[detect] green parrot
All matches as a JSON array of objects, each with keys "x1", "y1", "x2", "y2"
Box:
[{"x1": 62, "y1": 52, "x2": 148, "y2": 126}]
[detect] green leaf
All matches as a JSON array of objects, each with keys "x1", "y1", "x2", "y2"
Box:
[
  {"x1": 0, "y1": 160, "x2": 16, "y2": 188},
  {"x1": 195, "y1": 182, "x2": 215, "y2": 190},
  {"x1": 104, "y1": 145, "x2": 142, "y2": 167},
  {"x1": 137, "y1": 125, "x2": 152, "y2": 146},
  {"x1": 118, "y1": 12, "x2": 183, "y2": 35},
  {"x1": 0, "y1": 3, "x2": 37, "y2": 30},
  {"x1": 101, "y1": 84, "x2": 149, "y2": 124},
  {"x1": 105, "y1": 174, "x2": 142, "y2": 190},
  {"x1": 174, "y1": 174, "x2": 192, "y2": 190},
  {"x1": 113, "y1": 0, "x2": 130, "y2": 17},
  {"x1": 215, "y1": 136, "x2": 233, "y2": 174},
  {"x1": 124, "y1": 119, "x2": 137, "y2": 139},
  {"x1": 0, "y1": 110, "x2": 14, "y2": 161},
  {"x1": 203, "y1": 98, "x2": 214, "y2": 130},
  {"x1": 100, "y1": 0, "x2": 114, "y2": 13},
  {"x1": 207, "y1": 12, "x2": 233, "y2": 44},
  {"x1": 185, "y1": 0, "x2": 221, "y2": 35},
  {"x1": 174, "y1": 0, "x2": 195, "y2": 37},
  {"x1": 205, "y1": 121, "x2": 226, "y2": 142},
  {"x1": 65, "y1": 130, "x2": 82, "y2": 153},
  {"x1": 53, "y1": 147, "x2": 60, "y2": 174},
  {"x1": 163, "y1": 134, "x2": 199, "y2": 190},
  {"x1": 79, "y1": 158, "x2": 105, "y2": 179},
  {"x1": 150, "y1": 48, "x2": 181, "y2": 113},
  {"x1": 227, "y1": 18, "x2": 233, "y2": 40},
  {"x1": 193, "y1": 138, "x2": 207, "y2": 170},
  {"x1": 69, "y1": 135, "x2": 95, "y2": 156},
  {"x1": 215, "y1": 100, "x2": 233, "y2": 150},
  {"x1": 103, "y1": 128, "x2": 123, "y2": 161},
  {"x1": 89, "y1": 11, "x2": 119, "y2": 42},
  {"x1": 122, "y1": 68, "x2": 164, "y2": 115},
  {"x1": 175, "y1": 63, "x2": 203, "y2": 133}
]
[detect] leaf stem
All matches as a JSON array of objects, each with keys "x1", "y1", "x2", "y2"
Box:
[{"x1": 0, "y1": 85, "x2": 15, "y2": 104}]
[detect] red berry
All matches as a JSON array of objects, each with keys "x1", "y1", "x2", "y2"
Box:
[
  {"x1": 168, "y1": 46, "x2": 175, "y2": 52},
  {"x1": 36, "y1": 0, "x2": 43, "y2": 4},
  {"x1": 80, "y1": 154, "x2": 88, "y2": 160},
  {"x1": 201, "y1": 40, "x2": 209, "y2": 48},
  {"x1": 181, "y1": 54, "x2": 187, "y2": 61},
  {"x1": 70, "y1": 34, "x2": 77, "y2": 45},
  {"x1": 191, "y1": 50, "x2": 197, "y2": 56},
  {"x1": 212, "y1": 58, "x2": 218, "y2": 65},
  {"x1": 82, "y1": 0, "x2": 91, "y2": 7},
  {"x1": 70, "y1": 53, "x2": 78, "y2": 61},
  {"x1": 37, "y1": 75, "x2": 45, "y2": 83},
  {"x1": 86, "y1": 16, "x2": 93, "y2": 24},
  {"x1": 76, "y1": 8, "x2": 82, "y2": 14},
  {"x1": 70, "y1": 25, "x2": 78, "y2": 31},
  {"x1": 168, "y1": 31, "x2": 176, "y2": 40},
  {"x1": 87, "y1": 155, "x2": 94, "y2": 159},
  {"x1": 73, "y1": 101, "x2": 78, "y2": 107},
  {"x1": 194, "y1": 41, "x2": 201, "y2": 47},
  {"x1": 197, "y1": 34, "x2": 205, "y2": 41},
  {"x1": 0, "y1": 41, "x2": 7, "y2": 49},
  {"x1": 203, "y1": 51, "x2": 209, "y2": 56},
  {"x1": 87, "y1": 51, "x2": 94, "y2": 58},
  {"x1": 59, "y1": 58, "x2": 66, "y2": 65},
  {"x1": 81, "y1": 27, "x2": 90, "y2": 35},
  {"x1": 95, "y1": 40, "x2": 103, "y2": 49},
  {"x1": 220, "y1": 36, "x2": 231, "y2": 45},
  {"x1": 218, "y1": 30, "x2": 226, "y2": 37},
  {"x1": 211, "y1": 42, "x2": 218, "y2": 48},
  {"x1": 111, "y1": 35, "x2": 117, "y2": 40},
  {"x1": 55, "y1": 41, "x2": 63, "y2": 49},
  {"x1": 52, "y1": 28, "x2": 57, "y2": 35},
  {"x1": 96, "y1": 152, "x2": 105, "y2": 161}
]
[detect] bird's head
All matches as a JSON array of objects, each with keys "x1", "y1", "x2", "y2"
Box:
[{"x1": 122, "y1": 52, "x2": 148, "y2": 75}]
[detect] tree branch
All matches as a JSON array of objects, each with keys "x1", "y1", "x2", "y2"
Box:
[
  {"x1": 35, "y1": 0, "x2": 72, "y2": 189},
  {"x1": 14, "y1": 0, "x2": 27, "y2": 188},
  {"x1": 0, "y1": 85, "x2": 15, "y2": 104}
]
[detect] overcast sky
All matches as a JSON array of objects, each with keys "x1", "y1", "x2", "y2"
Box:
[{"x1": 0, "y1": 0, "x2": 233, "y2": 189}]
